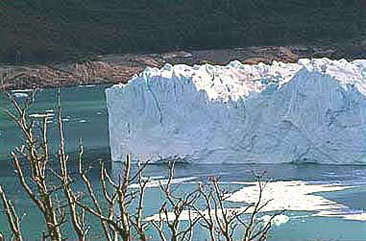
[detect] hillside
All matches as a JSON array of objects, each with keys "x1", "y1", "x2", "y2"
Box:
[{"x1": 1, "y1": 0, "x2": 366, "y2": 63}]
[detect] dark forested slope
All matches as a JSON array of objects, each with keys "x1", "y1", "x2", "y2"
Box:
[{"x1": 0, "y1": 0, "x2": 365, "y2": 63}]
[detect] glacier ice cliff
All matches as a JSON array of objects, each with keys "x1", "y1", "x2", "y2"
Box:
[{"x1": 106, "y1": 58, "x2": 366, "y2": 164}]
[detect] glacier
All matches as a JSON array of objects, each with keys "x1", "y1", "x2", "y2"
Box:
[{"x1": 106, "y1": 58, "x2": 366, "y2": 164}]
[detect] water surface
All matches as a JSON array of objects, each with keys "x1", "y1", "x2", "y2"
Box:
[{"x1": 0, "y1": 86, "x2": 365, "y2": 240}]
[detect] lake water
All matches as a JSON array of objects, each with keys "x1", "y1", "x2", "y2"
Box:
[{"x1": 0, "y1": 86, "x2": 366, "y2": 240}]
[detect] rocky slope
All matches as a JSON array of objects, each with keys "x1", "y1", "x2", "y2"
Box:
[
  {"x1": 2, "y1": 39, "x2": 366, "y2": 90},
  {"x1": 0, "y1": 0, "x2": 365, "y2": 63}
]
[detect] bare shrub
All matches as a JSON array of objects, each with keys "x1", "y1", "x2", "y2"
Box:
[
  {"x1": 0, "y1": 91, "x2": 282, "y2": 240},
  {"x1": 149, "y1": 162, "x2": 201, "y2": 241}
]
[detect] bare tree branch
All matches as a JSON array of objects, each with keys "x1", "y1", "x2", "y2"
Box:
[{"x1": 0, "y1": 185, "x2": 23, "y2": 241}]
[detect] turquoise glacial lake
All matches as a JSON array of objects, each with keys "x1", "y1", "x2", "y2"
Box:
[{"x1": 0, "y1": 86, "x2": 365, "y2": 240}]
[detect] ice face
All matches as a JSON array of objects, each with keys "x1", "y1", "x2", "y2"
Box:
[{"x1": 106, "y1": 58, "x2": 366, "y2": 164}]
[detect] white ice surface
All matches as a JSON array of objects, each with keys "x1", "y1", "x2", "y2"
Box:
[
  {"x1": 226, "y1": 181, "x2": 351, "y2": 213},
  {"x1": 259, "y1": 214, "x2": 290, "y2": 227},
  {"x1": 145, "y1": 180, "x2": 365, "y2": 222},
  {"x1": 227, "y1": 180, "x2": 366, "y2": 222},
  {"x1": 106, "y1": 58, "x2": 366, "y2": 164}
]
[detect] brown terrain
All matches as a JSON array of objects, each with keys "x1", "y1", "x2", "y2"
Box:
[
  {"x1": 1, "y1": 1, "x2": 366, "y2": 90},
  {"x1": 1, "y1": 38, "x2": 366, "y2": 90}
]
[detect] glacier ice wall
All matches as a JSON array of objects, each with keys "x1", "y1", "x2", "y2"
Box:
[{"x1": 106, "y1": 59, "x2": 366, "y2": 164}]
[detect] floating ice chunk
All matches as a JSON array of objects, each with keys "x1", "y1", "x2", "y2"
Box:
[
  {"x1": 29, "y1": 113, "x2": 54, "y2": 118},
  {"x1": 259, "y1": 214, "x2": 289, "y2": 227},
  {"x1": 128, "y1": 176, "x2": 196, "y2": 189},
  {"x1": 12, "y1": 92, "x2": 29, "y2": 98},
  {"x1": 145, "y1": 180, "x2": 360, "y2": 223},
  {"x1": 226, "y1": 181, "x2": 352, "y2": 213},
  {"x1": 316, "y1": 211, "x2": 366, "y2": 221}
]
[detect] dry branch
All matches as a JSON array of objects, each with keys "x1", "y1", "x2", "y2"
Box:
[
  {"x1": 0, "y1": 91, "x2": 281, "y2": 241},
  {"x1": 0, "y1": 185, "x2": 23, "y2": 241}
]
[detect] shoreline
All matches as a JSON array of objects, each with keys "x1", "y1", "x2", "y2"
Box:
[{"x1": 1, "y1": 39, "x2": 366, "y2": 90}]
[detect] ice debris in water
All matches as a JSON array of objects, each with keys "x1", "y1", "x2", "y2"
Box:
[
  {"x1": 259, "y1": 214, "x2": 290, "y2": 227},
  {"x1": 106, "y1": 58, "x2": 366, "y2": 164}
]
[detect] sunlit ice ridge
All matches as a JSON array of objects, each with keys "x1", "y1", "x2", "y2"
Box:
[{"x1": 106, "y1": 58, "x2": 366, "y2": 164}]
